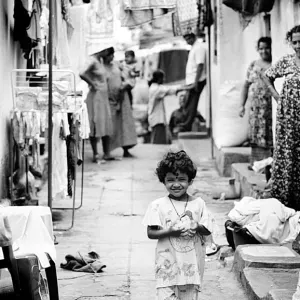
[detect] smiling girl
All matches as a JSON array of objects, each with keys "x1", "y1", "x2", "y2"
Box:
[{"x1": 142, "y1": 150, "x2": 212, "y2": 300}]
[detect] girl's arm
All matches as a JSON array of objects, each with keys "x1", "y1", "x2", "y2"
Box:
[{"x1": 147, "y1": 225, "x2": 187, "y2": 240}]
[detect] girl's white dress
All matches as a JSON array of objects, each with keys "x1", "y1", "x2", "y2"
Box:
[{"x1": 142, "y1": 196, "x2": 213, "y2": 290}]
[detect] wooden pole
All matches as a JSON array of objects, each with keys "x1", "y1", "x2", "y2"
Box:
[{"x1": 48, "y1": 0, "x2": 53, "y2": 210}]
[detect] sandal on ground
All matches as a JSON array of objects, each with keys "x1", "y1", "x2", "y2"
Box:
[{"x1": 103, "y1": 155, "x2": 116, "y2": 161}]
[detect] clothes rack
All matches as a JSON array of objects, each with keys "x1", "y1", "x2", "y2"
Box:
[{"x1": 10, "y1": 68, "x2": 86, "y2": 231}]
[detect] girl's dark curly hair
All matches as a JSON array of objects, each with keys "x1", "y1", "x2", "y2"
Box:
[
  {"x1": 286, "y1": 25, "x2": 300, "y2": 43},
  {"x1": 156, "y1": 150, "x2": 197, "y2": 183}
]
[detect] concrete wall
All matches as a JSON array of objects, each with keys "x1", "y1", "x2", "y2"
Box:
[{"x1": 0, "y1": 1, "x2": 24, "y2": 198}]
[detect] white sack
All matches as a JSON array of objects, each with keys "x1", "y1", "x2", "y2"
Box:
[{"x1": 214, "y1": 80, "x2": 250, "y2": 148}]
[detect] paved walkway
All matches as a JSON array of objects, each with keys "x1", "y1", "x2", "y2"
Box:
[{"x1": 52, "y1": 140, "x2": 247, "y2": 300}]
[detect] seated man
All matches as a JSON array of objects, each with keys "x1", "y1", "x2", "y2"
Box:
[{"x1": 169, "y1": 90, "x2": 205, "y2": 137}]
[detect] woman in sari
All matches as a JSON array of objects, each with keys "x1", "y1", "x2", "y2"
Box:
[{"x1": 101, "y1": 47, "x2": 137, "y2": 157}]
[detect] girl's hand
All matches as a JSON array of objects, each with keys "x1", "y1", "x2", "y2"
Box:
[
  {"x1": 168, "y1": 225, "x2": 186, "y2": 237},
  {"x1": 188, "y1": 221, "x2": 198, "y2": 237}
]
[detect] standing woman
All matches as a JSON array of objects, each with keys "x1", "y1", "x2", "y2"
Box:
[
  {"x1": 102, "y1": 47, "x2": 137, "y2": 157},
  {"x1": 264, "y1": 25, "x2": 300, "y2": 210},
  {"x1": 239, "y1": 37, "x2": 273, "y2": 168},
  {"x1": 80, "y1": 50, "x2": 114, "y2": 162}
]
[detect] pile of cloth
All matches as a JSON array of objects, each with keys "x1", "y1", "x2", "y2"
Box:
[
  {"x1": 61, "y1": 251, "x2": 106, "y2": 273},
  {"x1": 227, "y1": 197, "x2": 300, "y2": 245}
]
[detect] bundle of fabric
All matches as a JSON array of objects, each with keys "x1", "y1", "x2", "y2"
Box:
[
  {"x1": 172, "y1": 0, "x2": 199, "y2": 36},
  {"x1": 61, "y1": 251, "x2": 106, "y2": 273},
  {"x1": 228, "y1": 197, "x2": 300, "y2": 244},
  {"x1": 222, "y1": 0, "x2": 275, "y2": 16},
  {"x1": 120, "y1": 0, "x2": 176, "y2": 28}
]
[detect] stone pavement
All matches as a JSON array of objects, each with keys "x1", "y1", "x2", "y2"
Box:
[{"x1": 50, "y1": 139, "x2": 247, "y2": 300}]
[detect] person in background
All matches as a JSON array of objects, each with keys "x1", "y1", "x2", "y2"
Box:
[
  {"x1": 120, "y1": 50, "x2": 140, "y2": 107},
  {"x1": 178, "y1": 30, "x2": 207, "y2": 132},
  {"x1": 169, "y1": 90, "x2": 206, "y2": 138},
  {"x1": 148, "y1": 70, "x2": 181, "y2": 144},
  {"x1": 79, "y1": 50, "x2": 114, "y2": 162},
  {"x1": 239, "y1": 37, "x2": 273, "y2": 169},
  {"x1": 102, "y1": 47, "x2": 137, "y2": 158},
  {"x1": 142, "y1": 150, "x2": 212, "y2": 300},
  {"x1": 263, "y1": 25, "x2": 300, "y2": 210}
]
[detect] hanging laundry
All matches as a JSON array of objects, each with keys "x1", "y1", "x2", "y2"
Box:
[
  {"x1": 172, "y1": 0, "x2": 199, "y2": 36},
  {"x1": 27, "y1": 0, "x2": 42, "y2": 49},
  {"x1": 51, "y1": 113, "x2": 69, "y2": 200},
  {"x1": 53, "y1": 0, "x2": 72, "y2": 68},
  {"x1": 13, "y1": 0, "x2": 33, "y2": 58},
  {"x1": 86, "y1": 0, "x2": 115, "y2": 55},
  {"x1": 61, "y1": 0, "x2": 74, "y2": 40},
  {"x1": 123, "y1": 0, "x2": 176, "y2": 10},
  {"x1": 69, "y1": 4, "x2": 89, "y2": 84},
  {"x1": 120, "y1": 0, "x2": 176, "y2": 28}
]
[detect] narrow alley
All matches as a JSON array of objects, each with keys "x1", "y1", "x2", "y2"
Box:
[{"x1": 53, "y1": 140, "x2": 248, "y2": 300}]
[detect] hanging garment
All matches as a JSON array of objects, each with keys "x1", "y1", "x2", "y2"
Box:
[
  {"x1": 61, "y1": 0, "x2": 74, "y2": 40},
  {"x1": 13, "y1": 0, "x2": 33, "y2": 58},
  {"x1": 123, "y1": 0, "x2": 176, "y2": 10},
  {"x1": 66, "y1": 134, "x2": 76, "y2": 197},
  {"x1": 53, "y1": 0, "x2": 72, "y2": 68},
  {"x1": 119, "y1": 0, "x2": 176, "y2": 28},
  {"x1": 69, "y1": 4, "x2": 89, "y2": 84},
  {"x1": 26, "y1": 0, "x2": 42, "y2": 49},
  {"x1": 172, "y1": 0, "x2": 199, "y2": 36},
  {"x1": 86, "y1": 0, "x2": 115, "y2": 55},
  {"x1": 51, "y1": 113, "x2": 69, "y2": 200},
  {"x1": 222, "y1": 0, "x2": 275, "y2": 15}
]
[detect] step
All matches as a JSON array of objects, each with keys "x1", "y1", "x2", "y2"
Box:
[
  {"x1": 267, "y1": 289, "x2": 295, "y2": 300},
  {"x1": 240, "y1": 268, "x2": 299, "y2": 300},
  {"x1": 231, "y1": 163, "x2": 267, "y2": 198},
  {"x1": 178, "y1": 131, "x2": 208, "y2": 139},
  {"x1": 214, "y1": 145, "x2": 250, "y2": 177},
  {"x1": 233, "y1": 245, "x2": 300, "y2": 278}
]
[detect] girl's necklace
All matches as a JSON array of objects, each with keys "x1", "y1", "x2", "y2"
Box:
[{"x1": 168, "y1": 194, "x2": 189, "y2": 217}]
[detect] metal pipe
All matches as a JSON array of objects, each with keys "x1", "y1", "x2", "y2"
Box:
[{"x1": 48, "y1": 0, "x2": 53, "y2": 210}]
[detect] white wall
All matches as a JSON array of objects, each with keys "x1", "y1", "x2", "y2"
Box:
[
  {"x1": 211, "y1": 1, "x2": 265, "y2": 143},
  {"x1": 0, "y1": 1, "x2": 25, "y2": 197}
]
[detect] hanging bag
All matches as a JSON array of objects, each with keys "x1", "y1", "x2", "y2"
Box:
[{"x1": 223, "y1": 0, "x2": 275, "y2": 15}]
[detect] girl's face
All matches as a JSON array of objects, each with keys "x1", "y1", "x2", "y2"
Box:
[
  {"x1": 291, "y1": 32, "x2": 300, "y2": 57},
  {"x1": 258, "y1": 42, "x2": 271, "y2": 61},
  {"x1": 164, "y1": 171, "x2": 192, "y2": 198}
]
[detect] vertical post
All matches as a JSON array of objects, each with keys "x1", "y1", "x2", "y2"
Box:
[
  {"x1": 208, "y1": 27, "x2": 213, "y2": 158},
  {"x1": 207, "y1": 2, "x2": 214, "y2": 159},
  {"x1": 48, "y1": 0, "x2": 53, "y2": 210}
]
